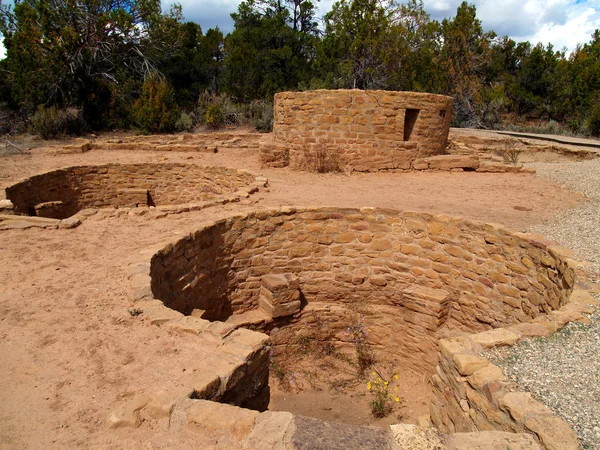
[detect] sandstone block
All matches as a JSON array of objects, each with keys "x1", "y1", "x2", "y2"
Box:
[
  {"x1": 467, "y1": 364, "x2": 506, "y2": 390},
  {"x1": 453, "y1": 353, "x2": 489, "y2": 376},
  {"x1": 448, "y1": 431, "x2": 542, "y2": 450},
  {"x1": 0, "y1": 199, "x2": 14, "y2": 213},
  {"x1": 244, "y1": 411, "x2": 295, "y2": 450},
  {"x1": 187, "y1": 400, "x2": 259, "y2": 440},
  {"x1": 524, "y1": 415, "x2": 579, "y2": 450},
  {"x1": 498, "y1": 392, "x2": 552, "y2": 424},
  {"x1": 470, "y1": 329, "x2": 520, "y2": 348},
  {"x1": 34, "y1": 201, "x2": 65, "y2": 219},
  {"x1": 259, "y1": 273, "x2": 301, "y2": 318},
  {"x1": 106, "y1": 394, "x2": 150, "y2": 429},
  {"x1": 390, "y1": 424, "x2": 447, "y2": 450},
  {"x1": 58, "y1": 217, "x2": 82, "y2": 229},
  {"x1": 424, "y1": 155, "x2": 480, "y2": 170}
]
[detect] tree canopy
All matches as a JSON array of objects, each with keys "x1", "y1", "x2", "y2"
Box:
[{"x1": 1, "y1": 0, "x2": 600, "y2": 136}]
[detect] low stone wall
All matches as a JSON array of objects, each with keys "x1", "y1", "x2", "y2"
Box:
[
  {"x1": 262, "y1": 90, "x2": 453, "y2": 172},
  {"x1": 150, "y1": 207, "x2": 574, "y2": 373},
  {"x1": 6, "y1": 163, "x2": 259, "y2": 218},
  {"x1": 429, "y1": 288, "x2": 597, "y2": 450}
]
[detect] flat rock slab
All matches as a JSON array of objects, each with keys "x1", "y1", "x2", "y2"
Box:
[{"x1": 292, "y1": 416, "x2": 391, "y2": 450}]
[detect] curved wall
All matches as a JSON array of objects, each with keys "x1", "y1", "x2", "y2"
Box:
[
  {"x1": 6, "y1": 163, "x2": 257, "y2": 218},
  {"x1": 150, "y1": 207, "x2": 574, "y2": 372},
  {"x1": 266, "y1": 90, "x2": 453, "y2": 171}
]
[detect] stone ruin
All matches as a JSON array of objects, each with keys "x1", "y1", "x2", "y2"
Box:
[
  {"x1": 260, "y1": 89, "x2": 532, "y2": 173},
  {"x1": 0, "y1": 127, "x2": 592, "y2": 448},
  {"x1": 0, "y1": 163, "x2": 265, "y2": 229},
  {"x1": 130, "y1": 206, "x2": 590, "y2": 449}
]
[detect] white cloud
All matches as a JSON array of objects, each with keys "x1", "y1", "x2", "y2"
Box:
[{"x1": 173, "y1": 0, "x2": 599, "y2": 50}]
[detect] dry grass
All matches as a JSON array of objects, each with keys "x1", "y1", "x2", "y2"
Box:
[{"x1": 299, "y1": 144, "x2": 344, "y2": 173}]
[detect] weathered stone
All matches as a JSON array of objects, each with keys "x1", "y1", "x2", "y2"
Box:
[
  {"x1": 453, "y1": 353, "x2": 489, "y2": 376},
  {"x1": 498, "y1": 392, "x2": 552, "y2": 424},
  {"x1": 106, "y1": 395, "x2": 150, "y2": 429},
  {"x1": 467, "y1": 364, "x2": 506, "y2": 390},
  {"x1": 244, "y1": 411, "x2": 295, "y2": 450},
  {"x1": 424, "y1": 155, "x2": 480, "y2": 170},
  {"x1": 448, "y1": 431, "x2": 542, "y2": 450},
  {"x1": 58, "y1": 217, "x2": 82, "y2": 229},
  {"x1": 390, "y1": 424, "x2": 447, "y2": 450},
  {"x1": 524, "y1": 415, "x2": 579, "y2": 450},
  {"x1": 470, "y1": 329, "x2": 520, "y2": 348},
  {"x1": 187, "y1": 400, "x2": 259, "y2": 440}
]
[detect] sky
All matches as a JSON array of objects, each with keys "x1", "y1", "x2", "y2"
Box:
[
  {"x1": 174, "y1": 0, "x2": 600, "y2": 51},
  {"x1": 1, "y1": 0, "x2": 599, "y2": 59}
]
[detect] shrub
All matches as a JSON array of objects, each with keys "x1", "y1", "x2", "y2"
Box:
[
  {"x1": 205, "y1": 104, "x2": 225, "y2": 129},
  {"x1": 495, "y1": 139, "x2": 522, "y2": 165},
  {"x1": 586, "y1": 101, "x2": 600, "y2": 137},
  {"x1": 247, "y1": 100, "x2": 274, "y2": 132},
  {"x1": 131, "y1": 76, "x2": 178, "y2": 134},
  {"x1": 31, "y1": 105, "x2": 86, "y2": 139},
  {"x1": 174, "y1": 111, "x2": 194, "y2": 132}
]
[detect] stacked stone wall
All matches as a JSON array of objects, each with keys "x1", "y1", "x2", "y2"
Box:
[
  {"x1": 263, "y1": 90, "x2": 453, "y2": 171},
  {"x1": 150, "y1": 207, "x2": 573, "y2": 373},
  {"x1": 6, "y1": 163, "x2": 257, "y2": 218}
]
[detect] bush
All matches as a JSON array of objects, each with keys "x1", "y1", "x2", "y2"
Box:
[
  {"x1": 586, "y1": 102, "x2": 600, "y2": 137},
  {"x1": 205, "y1": 104, "x2": 225, "y2": 129},
  {"x1": 197, "y1": 91, "x2": 273, "y2": 132},
  {"x1": 131, "y1": 76, "x2": 178, "y2": 134},
  {"x1": 174, "y1": 111, "x2": 194, "y2": 132},
  {"x1": 248, "y1": 100, "x2": 273, "y2": 133},
  {"x1": 31, "y1": 105, "x2": 86, "y2": 139}
]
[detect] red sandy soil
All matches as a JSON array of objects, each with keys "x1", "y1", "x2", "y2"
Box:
[{"x1": 0, "y1": 129, "x2": 583, "y2": 449}]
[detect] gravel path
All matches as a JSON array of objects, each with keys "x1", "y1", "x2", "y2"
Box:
[
  {"x1": 489, "y1": 158, "x2": 600, "y2": 449},
  {"x1": 488, "y1": 304, "x2": 600, "y2": 449},
  {"x1": 527, "y1": 158, "x2": 600, "y2": 275}
]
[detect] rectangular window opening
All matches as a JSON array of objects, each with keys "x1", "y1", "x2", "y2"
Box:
[{"x1": 404, "y1": 109, "x2": 420, "y2": 141}]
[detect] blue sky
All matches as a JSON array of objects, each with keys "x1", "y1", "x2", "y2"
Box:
[{"x1": 1, "y1": 0, "x2": 599, "y2": 58}]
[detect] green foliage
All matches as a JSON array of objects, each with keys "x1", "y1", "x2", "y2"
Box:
[
  {"x1": 131, "y1": 77, "x2": 178, "y2": 134},
  {"x1": 175, "y1": 112, "x2": 195, "y2": 132},
  {"x1": 366, "y1": 370, "x2": 401, "y2": 418},
  {"x1": 31, "y1": 105, "x2": 86, "y2": 139},
  {"x1": 587, "y1": 99, "x2": 600, "y2": 137},
  {"x1": 205, "y1": 104, "x2": 225, "y2": 129},
  {"x1": 247, "y1": 100, "x2": 274, "y2": 132},
  {"x1": 2, "y1": 0, "x2": 600, "y2": 134}
]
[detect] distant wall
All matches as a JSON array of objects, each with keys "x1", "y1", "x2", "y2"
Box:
[
  {"x1": 6, "y1": 163, "x2": 257, "y2": 218},
  {"x1": 260, "y1": 90, "x2": 453, "y2": 172}
]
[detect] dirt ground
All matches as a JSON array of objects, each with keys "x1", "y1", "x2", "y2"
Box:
[{"x1": 0, "y1": 128, "x2": 591, "y2": 449}]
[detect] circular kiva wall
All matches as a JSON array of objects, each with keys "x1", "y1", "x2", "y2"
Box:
[
  {"x1": 5, "y1": 163, "x2": 258, "y2": 219},
  {"x1": 150, "y1": 207, "x2": 574, "y2": 374},
  {"x1": 263, "y1": 90, "x2": 453, "y2": 171}
]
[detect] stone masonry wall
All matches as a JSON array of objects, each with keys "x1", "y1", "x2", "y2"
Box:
[
  {"x1": 428, "y1": 287, "x2": 595, "y2": 450},
  {"x1": 150, "y1": 207, "x2": 574, "y2": 373},
  {"x1": 262, "y1": 90, "x2": 453, "y2": 171},
  {"x1": 6, "y1": 163, "x2": 257, "y2": 218}
]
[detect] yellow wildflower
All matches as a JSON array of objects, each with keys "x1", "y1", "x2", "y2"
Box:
[
  {"x1": 367, "y1": 382, "x2": 372, "y2": 390},
  {"x1": 393, "y1": 374, "x2": 399, "y2": 380},
  {"x1": 394, "y1": 386, "x2": 399, "y2": 391},
  {"x1": 384, "y1": 381, "x2": 389, "y2": 386},
  {"x1": 372, "y1": 372, "x2": 377, "y2": 376},
  {"x1": 394, "y1": 397, "x2": 400, "y2": 403}
]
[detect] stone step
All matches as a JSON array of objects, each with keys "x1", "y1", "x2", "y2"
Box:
[{"x1": 224, "y1": 309, "x2": 271, "y2": 329}]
